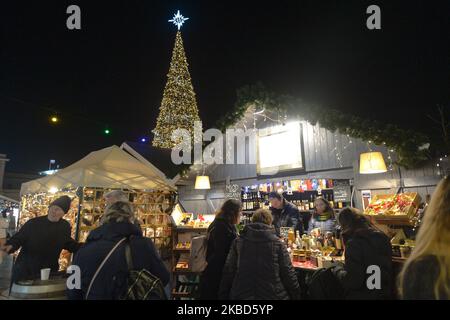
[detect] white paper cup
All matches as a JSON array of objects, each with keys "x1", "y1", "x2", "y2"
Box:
[{"x1": 40, "y1": 268, "x2": 51, "y2": 281}]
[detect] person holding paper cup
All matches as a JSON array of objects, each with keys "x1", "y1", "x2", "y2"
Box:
[{"x1": 1, "y1": 196, "x2": 81, "y2": 283}]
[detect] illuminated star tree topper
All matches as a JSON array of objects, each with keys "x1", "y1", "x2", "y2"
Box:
[{"x1": 168, "y1": 10, "x2": 189, "y2": 30}]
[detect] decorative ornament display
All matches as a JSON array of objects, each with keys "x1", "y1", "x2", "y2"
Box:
[{"x1": 152, "y1": 11, "x2": 201, "y2": 149}]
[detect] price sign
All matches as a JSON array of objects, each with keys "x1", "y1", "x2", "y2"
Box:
[
  {"x1": 225, "y1": 184, "x2": 241, "y2": 200},
  {"x1": 333, "y1": 180, "x2": 351, "y2": 202}
]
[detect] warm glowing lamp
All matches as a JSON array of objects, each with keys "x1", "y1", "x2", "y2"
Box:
[
  {"x1": 359, "y1": 152, "x2": 387, "y2": 174},
  {"x1": 49, "y1": 187, "x2": 58, "y2": 194},
  {"x1": 195, "y1": 175, "x2": 211, "y2": 190},
  {"x1": 50, "y1": 116, "x2": 59, "y2": 123}
]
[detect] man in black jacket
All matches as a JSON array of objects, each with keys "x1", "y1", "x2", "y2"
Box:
[
  {"x1": 269, "y1": 192, "x2": 303, "y2": 236},
  {"x1": 1, "y1": 196, "x2": 81, "y2": 283}
]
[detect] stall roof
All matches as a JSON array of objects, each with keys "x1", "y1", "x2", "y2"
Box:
[
  {"x1": 0, "y1": 193, "x2": 19, "y2": 203},
  {"x1": 121, "y1": 141, "x2": 181, "y2": 180},
  {"x1": 20, "y1": 145, "x2": 177, "y2": 195}
]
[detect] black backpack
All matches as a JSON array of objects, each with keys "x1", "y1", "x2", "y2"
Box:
[
  {"x1": 86, "y1": 237, "x2": 167, "y2": 300},
  {"x1": 307, "y1": 267, "x2": 345, "y2": 300}
]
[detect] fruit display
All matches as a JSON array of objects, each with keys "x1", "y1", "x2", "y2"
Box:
[
  {"x1": 175, "y1": 213, "x2": 214, "y2": 228},
  {"x1": 364, "y1": 192, "x2": 420, "y2": 217}
]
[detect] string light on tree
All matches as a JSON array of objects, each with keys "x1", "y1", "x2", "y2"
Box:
[
  {"x1": 104, "y1": 129, "x2": 110, "y2": 135},
  {"x1": 152, "y1": 11, "x2": 201, "y2": 149}
]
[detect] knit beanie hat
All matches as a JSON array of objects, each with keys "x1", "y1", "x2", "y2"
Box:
[{"x1": 49, "y1": 195, "x2": 72, "y2": 214}]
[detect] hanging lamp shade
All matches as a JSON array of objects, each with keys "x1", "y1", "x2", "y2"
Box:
[
  {"x1": 359, "y1": 152, "x2": 388, "y2": 174},
  {"x1": 195, "y1": 175, "x2": 211, "y2": 189}
]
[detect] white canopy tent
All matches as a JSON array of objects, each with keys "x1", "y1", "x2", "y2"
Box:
[
  {"x1": 0, "y1": 194, "x2": 19, "y2": 203},
  {"x1": 20, "y1": 145, "x2": 177, "y2": 195}
]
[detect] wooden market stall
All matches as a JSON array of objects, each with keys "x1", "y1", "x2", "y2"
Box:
[{"x1": 18, "y1": 145, "x2": 177, "y2": 270}]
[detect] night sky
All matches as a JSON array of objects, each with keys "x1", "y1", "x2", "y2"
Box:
[{"x1": 1, "y1": 0, "x2": 449, "y2": 173}]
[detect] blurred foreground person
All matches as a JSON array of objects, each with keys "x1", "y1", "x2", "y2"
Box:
[{"x1": 399, "y1": 177, "x2": 450, "y2": 300}]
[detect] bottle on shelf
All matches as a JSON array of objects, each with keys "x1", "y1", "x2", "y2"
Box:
[
  {"x1": 329, "y1": 193, "x2": 334, "y2": 208},
  {"x1": 338, "y1": 201, "x2": 343, "y2": 209},
  {"x1": 309, "y1": 194, "x2": 314, "y2": 210}
]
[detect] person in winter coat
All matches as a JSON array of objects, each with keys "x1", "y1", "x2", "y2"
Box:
[
  {"x1": 7, "y1": 210, "x2": 16, "y2": 238},
  {"x1": 219, "y1": 209, "x2": 301, "y2": 300},
  {"x1": 199, "y1": 199, "x2": 240, "y2": 300},
  {"x1": 269, "y1": 192, "x2": 303, "y2": 236},
  {"x1": 308, "y1": 197, "x2": 336, "y2": 234},
  {"x1": 399, "y1": 177, "x2": 450, "y2": 300},
  {"x1": 0, "y1": 210, "x2": 9, "y2": 264},
  {"x1": 67, "y1": 201, "x2": 170, "y2": 300},
  {"x1": 334, "y1": 207, "x2": 392, "y2": 300},
  {"x1": 1, "y1": 196, "x2": 81, "y2": 282}
]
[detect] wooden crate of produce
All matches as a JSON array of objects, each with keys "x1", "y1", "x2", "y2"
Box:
[{"x1": 364, "y1": 192, "x2": 421, "y2": 222}]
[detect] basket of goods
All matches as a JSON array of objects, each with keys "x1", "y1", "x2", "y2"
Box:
[{"x1": 364, "y1": 193, "x2": 421, "y2": 223}]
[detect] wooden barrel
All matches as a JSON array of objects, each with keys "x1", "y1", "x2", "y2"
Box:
[{"x1": 9, "y1": 277, "x2": 67, "y2": 300}]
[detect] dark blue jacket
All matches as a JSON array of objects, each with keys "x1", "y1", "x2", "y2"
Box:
[
  {"x1": 271, "y1": 201, "x2": 303, "y2": 236},
  {"x1": 66, "y1": 222, "x2": 170, "y2": 300}
]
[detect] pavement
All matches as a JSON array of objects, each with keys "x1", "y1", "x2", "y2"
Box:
[{"x1": 0, "y1": 254, "x2": 13, "y2": 299}]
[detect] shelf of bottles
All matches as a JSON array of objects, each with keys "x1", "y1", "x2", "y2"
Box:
[{"x1": 240, "y1": 179, "x2": 351, "y2": 214}]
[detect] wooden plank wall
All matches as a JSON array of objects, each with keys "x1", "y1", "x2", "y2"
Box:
[{"x1": 177, "y1": 120, "x2": 443, "y2": 212}]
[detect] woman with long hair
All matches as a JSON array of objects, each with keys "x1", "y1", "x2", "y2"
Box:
[
  {"x1": 399, "y1": 177, "x2": 450, "y2": 299},
  {"x1": 334, "y1": 207, "x2": 392, "y2": 299},
  {"x1": 308, "y1": 197, "x2": 336, "y2": 234},
  {"x1": 199, "y1": 199, "x2": 241, "y2": 300}
]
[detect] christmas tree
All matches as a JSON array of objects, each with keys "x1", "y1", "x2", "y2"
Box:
[{"x1": 152, "y1": 14, "x2": 201, "y2": 149}]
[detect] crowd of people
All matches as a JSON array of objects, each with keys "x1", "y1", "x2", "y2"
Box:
[{"x1": 0, "y1": 177, "x2": 449, "y2": 300}]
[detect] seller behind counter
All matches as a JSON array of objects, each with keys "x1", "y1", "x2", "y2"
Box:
[
  {"x1": 269, "y1": 191, "x2": 303, "y2": 236},
  {"x1": 1, "y1": 196, "x2": 81, "y2": 283},
  {"x1": 308, "y1": 197, "x2": 337, "y2": 234}
]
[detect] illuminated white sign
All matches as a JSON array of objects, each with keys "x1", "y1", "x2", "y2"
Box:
[{"x1": 257, "y1": 122, "x2": 304, "y2": 175}]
